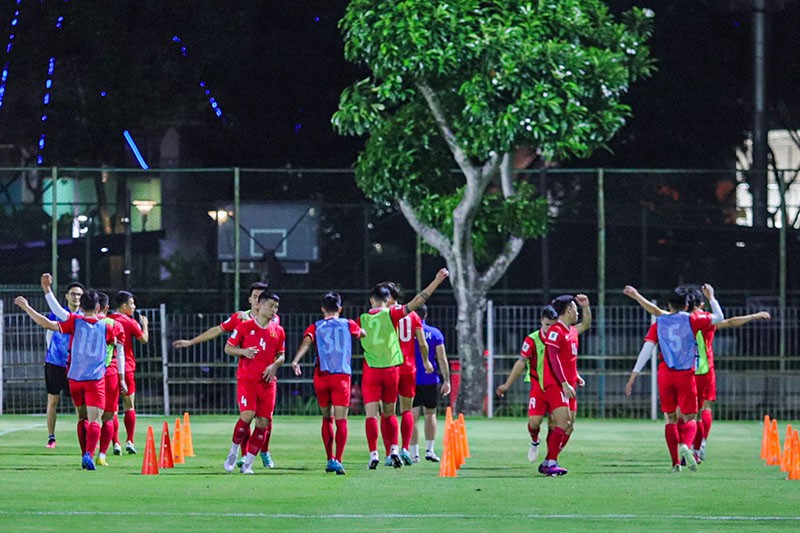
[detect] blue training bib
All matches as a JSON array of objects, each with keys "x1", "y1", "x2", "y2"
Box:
[
  {"x1": 315, "y1": 318, "x2": 352, "y2": 375},
  {"x1": 656, "y1": 312, "x2": 698, "y2": 371}
]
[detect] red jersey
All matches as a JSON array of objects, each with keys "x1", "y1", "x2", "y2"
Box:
[
  {"x1": 520, "y1": 328, "x2": 557, "y2": 389},
  {"x1": 644, "y1": 313, "x2": 713, "y2": 364},
  {"x1": 227, "y1": 318, "x2": 286, "y2": 382},
  {"x1": 544, "y1": 321, "x2": 579, "y2": 386},
  {"x1": 396, "y1": 309, "x2": 423, "y2": 375},
  {"x1": 220, "y1": 310, "x2": 280, "y2": 333},
  {"x1": 107, "y1": 312, "x2": 143, "y2": 373}
]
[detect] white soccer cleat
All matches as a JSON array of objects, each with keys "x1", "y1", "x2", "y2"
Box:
[
  {"x1": 224, "y1": 451, "x2": 238, "y2": 473},
  {"x1": 528, "y1": 440, "x2": 540, "y2": 463},
  {"x1": 671, "y1": 464, "x2": 682, "y2": 473},
  {"x1": 240, "y1": 464, "x2": 254, "y2": 474},
  {"x1": 679, "y1": 444, "x2": 697, "y2": 472}
]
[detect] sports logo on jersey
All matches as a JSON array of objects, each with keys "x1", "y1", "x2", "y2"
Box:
[
  {"x1": 548, "y1": 331, "x2": 559, "y2": 342},
  {"x1": 522, "y1": 340, "x2": 531, "y2": 352}
]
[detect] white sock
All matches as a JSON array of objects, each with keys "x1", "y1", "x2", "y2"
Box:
[
  {"x1": 229, "y1": 443, "x2": 240, "y2": 456},
  {"x1": 426, "y1": 440, "x2": 435, "y2": 453},
  {"x1": 390, "y1": 444, "x2": 399, "y2": 456},
  {"x1": 243, "y1": 452, "x2": 256, "y2": 468},
  {"x1": 98, "y1": 452, "x2": 106, "y2": 460},
  {"x1": 410, "y1": 444, "x2": 419, "y2": 457},
  {"x1": 370, "y1": 450, "x2": 379, "y2": 460}
]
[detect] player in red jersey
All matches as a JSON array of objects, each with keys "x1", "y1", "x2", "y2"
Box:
[
  {"x1": 95, "y1": 292, "x2": 127, "y2": 466},
  {"x1": 290, "y1": 292, "x2": 365, "y2": 475},
  {"x1": 625, "y1": 284, "x2": 724, "y2": 472},
  {"x1": 107, "y1": 291, "x2": 149, "y2": 455},
  {"x1": 16, "y1": 288, "x2": 124, "y2": 470},
  {"x1": 624, "y1": 284, "x2": 769, "y2": 463},
  {"x1": 223, "y1": 292, "x2": 286, "y2": 474},
  {"x1": 379, "y1": 282, "x2": 434, "y2": 465},
  {"x1": 359, "y1": 268, "x2": 449, "y2": 470},
  {"x1": 173, "y1": 282, "x2": 277, "y2": 466}
]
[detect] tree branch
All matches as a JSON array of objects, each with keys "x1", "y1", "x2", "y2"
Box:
[
  {"x1": 499, "y1": 152, "x2": 515, "y2": 197},
  {"x1": 397, "y1": 199, "x2": 455, "y2": 264},
  {"x1": 478, "y1": 235, "x2": 525, "y2": 290},
  {"x1": 417, "y1": 82, "x2": 475, "y2": 181}
]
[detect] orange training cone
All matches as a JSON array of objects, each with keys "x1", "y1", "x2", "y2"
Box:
[
  {"x1": 452, "y1": 420, "x2": 465, "y2": 469},
  {"x1": 769, "y1": 419, "x2": 781, "y2": 466},
  {"x1": 182, "y1": 412, "x2": 195, "y2": 457},
  {"x1": 159, "y1": 421, "x2": 174, "y2": 469},
  {"x1": 458, "y1": 413, "x2": 471, "y2": 459},
  {"x1": 173, "y1": 418, "x2": 185, "y2": 464},
  {"x1": 790, "y1": 431, "x2": 800, "y2": 481},
  {"x1": 781, "y1": 424, "x2": 794, "y2": 472},
  {"x1": 761, "y1": 415, "x2": 771, "y2": 461},
  {"x1": 438, "y1": 415, "x2": 456, "y2": 477},
  {"x1": 141, "y1": 426, "x2": 159, "y2": 475}
]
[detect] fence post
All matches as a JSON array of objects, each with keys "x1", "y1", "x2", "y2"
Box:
[
  {"x1": 160, "y1": 304, "x2": 170, "y2": 416},
  {"x1": 51, "y1": 166, "x2": 58, "y2": 287},
  {"x1": 597, "y1": 168, "x2": 606, "y2": 417},
  {"x1": 649, "y1": 306, "x2": 658, "y2": 421},
  {"x1": 233, "y1": 167, "x2": 241, "y2": 312},
  {"x1": 486, "y1": 299, "x2": 494, "y2": 418},
  {"x1": 0, "y1": 299, "x2": 4, "y2": 415},
  {"x1": 778, "y1": 170, "x2": 787, "y2": 369}
]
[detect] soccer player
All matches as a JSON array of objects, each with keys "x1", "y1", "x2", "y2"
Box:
[
  {"x1": 496, "y1": 305, "x2": 559, "y2": 465},
  {"x1": 360, "y1": 268, "x2": 449, "y2": 470},
  {"x1": 108, "y1": 291, "x2": 149, "y2": 454},
  {"x1": 16, "y1": 289, "x2": 124, "y2": 470},
  {"x1": 173, "y1": 281, "x2": 275, "y2": 465},
  {"x1": 408, "y1": 304, "x2": 450, "y2": 463},
  {"x1": 625, "y1": 284, "x2": 724, "y2": 472},
  {"x1": 39, "y1": 275, "x2": 84, "y2": 448},
  {"x1": 379, "y1": 281, "x2": 434, "y2": 465},
  {"x1": 223, "y1": 292, "x2": 286, "y2": 474},
  {"x1": 290, "y1": 292, "x2": 365, "y2": 475},
  {"x1": 624, "y1": 284, "x2": 769, "y2": 462}
]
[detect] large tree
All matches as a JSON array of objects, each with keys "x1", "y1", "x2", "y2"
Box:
[{"x1": 333, "y1": 0, "x2": 654, "y2": 413}]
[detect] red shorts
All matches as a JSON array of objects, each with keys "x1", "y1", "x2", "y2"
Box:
[
  {"x1": 695, "y1": 370, "x2": 717, "y2": 405},
  {"x1": 237, "y1": 379, "x2": 277, "y2": 419},
  {"x1": 398, "y1": 371, "x2": 416, "y2": 398},
  {"x1": 122, "y1": 371, "x2": 136, "y2": 396},
  {"x1": 361, "y1": 363, "x2": 400, "y2": 404},
  {"x1": 69, "y1": 378, "x2": 106, "y2": 410},
  {"x1": 314, "y1": 369, "x2": 351, "y2": 408},
  {"x1": 527, "y1": 383, "x2": 569, "y2": 417},
  {"x1": 104, "y1": 372, "x2": 121, "y2": 413},
  {"x1": 569, "y1": 396, "x2": 578, "y2": 413},
  {"x1": 657, "y1": 364, "x2": 697, "y2": 415}
]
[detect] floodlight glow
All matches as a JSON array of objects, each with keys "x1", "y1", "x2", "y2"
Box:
[{"x1": 123, "y1": 130, "x2": 150, "y2": 169}]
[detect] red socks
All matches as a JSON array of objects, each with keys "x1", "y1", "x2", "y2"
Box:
[
  {"x1": 702, "y1": 409, "x2": 712, "y2": 439},
  {"x1": 545, "y1": 426, "x2": 567, "y2": 461},
  {"x1": 382, "y1": 415, "x2": 399, "y2": 454},
  {"x1": 693, "y1": 420, "x2": 705, "y2": 450},
  {"x1": 247, "y1": 427, "x2": 267, "y2": 457},
  {"x1": 527, "y1": 422, "x2": 540, "y2": 443},
  {"x1": 112, "y1": 413, "x2": 120, "y2": 444},
  {"x1": 99, "y1": 420, "x2": 113, "y2": 454},
  {"x1": 77, "y1": 420, "x2": 88, "y2": 453},
  {"x1": 321, "y1": 417, "x2": 334, "y2": 460},
  {"x1": 665, "y1": 423, "x2": 680, "y2": 466},
  {"x1": 85, "y1": 421, "x2": 101, "y2": 456},
  {"x1": 232, "y1": 418, "x2": 251, "y2": 445},
  {"x1": 680, "y1": 419, "x2": 697, "y2": 448},
  {"x1": 335, "y1": 419, "x2": 348, "y2": 462},
  {"x1": 260, "y1": 422, "x2": 272, "y2": 453},
  {"x1": 366, "y1": 417, "x2": 379, "y2": 452},
  {"x1": 401, "y1": 411, "x2": 414, "y2": 450},
  {"x1": 124, "y1": 410, "x2": 136, "y2": 444}
]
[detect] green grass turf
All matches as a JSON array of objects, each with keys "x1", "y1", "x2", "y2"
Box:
[{"x1": 0, "y1": 414, "x2": 798, "y2": 532}]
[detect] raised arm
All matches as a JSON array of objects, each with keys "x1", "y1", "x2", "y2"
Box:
[
  {"x1": 137, "y1": 314, "x2": 149, "y2": 344},
  {"x1": 702, "y1": 284, "x2": 724, "y2": 324},
  {"x1": 404, "y1": 268, "x2": 449, "y2": 314},
  {"x1": 716, "y1": 311, "x2": 771, "y2": 331},
  {"x1": 575, "y1": 294, "x2": 592, "y2": 335},
  {"x1": 41, "y1": 273, "x2": 69, "y2": 321},
  {"x1": 173, "y1": 325, "x2": 225, "y2": 349},
  {"x1": 623, "y1": 285, "x2": 666, "y2": 317},
  {"x1": 15, "y1": 296, "x2": 59, "y2": 331}
]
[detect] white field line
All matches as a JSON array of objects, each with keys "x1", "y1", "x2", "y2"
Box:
[{"x1": 0, "y1": 423, "x2": 43, "y2": 436}]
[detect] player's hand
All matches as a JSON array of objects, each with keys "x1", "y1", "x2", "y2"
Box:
[
  {"x1": 173, "y1": 339, "x2": 192, "y2": 349},
  {"x1": 496, "y1": 383, "x2": 509, "y2": 397},
  {"x1": 139, "y1": 315, "x2": 149, "y2": 327},
  {"x1": 291, "y1": 361, "x2": 302, "y2": 376},
  {"x1": 441, "y1": 380, "x2": 451, "y2": 396},
  {"x1": 423, "y1": 360, "x2": 434, "y2": 374},
  {"x1": 120, "y1": 381, "x2": 128, "y2": 394},
  {"x1": 41, "y1": 273, "x2": 53, "y2": 292},
  {"x1": 14, "y1": 296, "x2": 29, "y2": 308},
  {"x1": 702, "y1": 283, "x2": 715, "y2": 300},
  {"x1": 562, "y1": 382, "x2": 576, "y2": 399},
  {"x1": 623, "y1": 285, "x2": 639, "y2": 298},
  {"x1": 262, "y1": 364, "x2": 278, "y2": 383},
  {"x1": 436, "y1": 268, "x2": 449, "y2": 282},
  {"x1": 756, "y1": 311, "x2": 771, "y2": 320},
  {"x1": 238, "y1": 311, "x2": 249, "y2": 320},
  {"x1": 575, "y1": 294, "x2": 590, "y2": 308},
  {"x1": 242, "y1": 347, "x2": 258, "y2": 359},
  {"x1": 625, "y1": 374, "x2": 637, "y2": 396},
  {"x1": 576, "y1": 375, "x2": 586, "y2": 388}
]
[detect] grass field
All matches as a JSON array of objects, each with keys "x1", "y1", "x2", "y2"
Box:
[{"x1": 1, "y1": 414, "x2": 799, "y2": 532}]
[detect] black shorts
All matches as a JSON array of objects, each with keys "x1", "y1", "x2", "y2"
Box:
[
  {"x1": 412, "y1": 384, "x2": 438, "y2": 409},
  {"x1": 45, "y1": 363, "x2": 70, "y2": 396}
]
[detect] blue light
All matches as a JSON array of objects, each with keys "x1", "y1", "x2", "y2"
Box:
[
  {"x1": 46, "y1": 79, "x2": 52, "y2": 89},
  {"x1": 100, "y1": 90, "x2": 107, "y2": 97},
  {"x1": 173, "y1": 39, "x2": 224, "y2": 120},
  {"x1": 43, "y1": 93, "x2": 50, "y2": 104},
  {"x1": 36, "y1": 155, "x2": 43, "y2": 165},
  {"x1": 41, "y1": 114, "x2": 47, "y2": 121},
  {"x1": 123, "y1": 130, "x2": 150, "y2": 169},
  {"x1": 314, "y1": 17, "x2": 320, "y2": 22}
]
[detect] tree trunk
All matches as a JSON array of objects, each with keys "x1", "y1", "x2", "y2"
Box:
[{"x1": 452, "y1": 283, "x2": 488, "y2": 415}]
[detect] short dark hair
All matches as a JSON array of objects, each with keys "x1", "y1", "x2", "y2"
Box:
[
  {"x1": 257, "y1": 292, "x2": 280, "y2": 304},
  {"x1": 66, "y1": 282, "x2": 85, "y2": 294},
  {"x1": 378, "y1": 281, "x2": 400, "y2": 301},
  {"x1": 370, "y1": 285, "x2": 392, "y2": 303},
  {"x1": 321, "y1": 292, "x2": 342, "y2": 313},
  {"x1": 683, "y1": 284, "x2": 704, "y2": 309},
  {"x1": 541, "y1": 305, "x2": 558, "y2": 320},
  {"x1": 249, "y1": 282, "x2": 269, "y2": 297},
  {"x1": 416, "y1": 304, "x2": 428, "y2": 321},
  {"x1": 116, "y1": 290, "x2": 134, "y2": 308},
  {"x1": 550, "y1": 295, "x2": 575, "y2": 316},
  {"x1": 667, "y1": 286, "x2": 690, "y2": 311},
  {"x1": 80, "y1": 290, "x2": 99, "y2": 311},
  {"x1": 97, "y1": 292, "x2": 109, "y2": 309}
]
